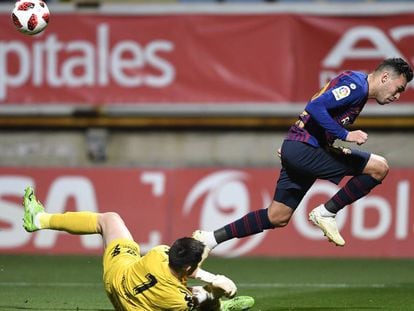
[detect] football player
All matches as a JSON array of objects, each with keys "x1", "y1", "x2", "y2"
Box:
[
  {"x1": 22, "y1": 186, "x2": 254, "y2": 311},
  {"x1": 193, "y1": 57, "x2": 413, "y2": 253}
]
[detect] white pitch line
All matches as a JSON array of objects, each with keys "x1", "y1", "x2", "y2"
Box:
[
  {"x1": 0, "y1": 282, "x2": 399, "y2": 288},
  {"x1": 238, "y1": 283, "x2": 393, "y2": 288}
]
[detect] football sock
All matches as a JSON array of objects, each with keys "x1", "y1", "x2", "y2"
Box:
[
  {"x1": 35, "y1": 212, "x2": 51, "y2": 229},
  {"x1": 38, "y1": 212, "x2": 99, "y2": 234},
  {"x1": 314, "y1": 204, "x2": 336, "y2": 217},
  {"x1": 325, "y1": 174, "x2": 381, "y2": 214},
  {"x1": 214, "y1": 208, "x2": 274, "y2": 243}
]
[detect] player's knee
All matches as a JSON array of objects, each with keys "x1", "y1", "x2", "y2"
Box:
[
  {"x1": 105, "y1": 212, "x2": 123, "y2": 223},
  {"x1": 99, "y1": 212, "x2": 133, "y2": 245},
  {"x1": 268, "y1": 203, "x2": 292, "y2": 227},
  {"x1": 271, "y1": 218, "x2": 290, "y2": 227},
  {"x1": 268, "y1": 211, "x2": 290, "y2": 227},
  {"x1": 100, "y1": 212, "x2": 124, "y2": 228},
  {"x1": 372, "y1": 155, "x2": 389, "y2": 181}
]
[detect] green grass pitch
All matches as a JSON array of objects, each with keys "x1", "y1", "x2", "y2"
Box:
[{"x1": 0, "y1": 254, "x2": 413, "y2": 310}]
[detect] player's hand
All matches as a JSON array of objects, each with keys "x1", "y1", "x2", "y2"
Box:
[
  {"x1": 346, "y1": 130, "x2": 368, "y2": 145},
  {"x1": 211, "y1": 275, "x2": 237, "y2": 298}
]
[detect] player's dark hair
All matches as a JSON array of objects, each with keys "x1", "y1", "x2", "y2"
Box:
[
  {"x1": 169, "y1": 237, "x2": 204, "y2": 274},
  {"x1": 376, "y1": 58, "x2": 413, "y2": 82}
]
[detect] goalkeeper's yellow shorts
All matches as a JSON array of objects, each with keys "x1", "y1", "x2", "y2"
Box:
[{"x1": 102, "y1": 238, "x2": 141, "y2": 309}]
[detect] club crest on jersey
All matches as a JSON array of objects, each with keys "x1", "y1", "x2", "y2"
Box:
[{"x1": 332, "y1": 85, "x2": 351, "y2": 100}]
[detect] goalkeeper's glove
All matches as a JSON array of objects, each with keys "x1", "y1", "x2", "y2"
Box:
[
  {"x1": 193, "y1": 268, "x2": 237, "y2": 298},
  {"x1": 211, "y1": 274, "x2": 237, "y2": 298}
]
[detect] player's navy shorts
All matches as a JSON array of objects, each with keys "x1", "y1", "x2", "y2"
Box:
[{"x1": 274, "y1": 140, "x2": 371, "y2": 209}]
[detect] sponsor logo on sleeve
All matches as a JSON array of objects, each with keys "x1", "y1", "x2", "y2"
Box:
[{"x1": 332, "y1": 85, "x2": 351, "y2": 100}]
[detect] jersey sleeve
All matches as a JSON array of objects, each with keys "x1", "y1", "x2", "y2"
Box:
[{"x1": 305, "y1": 77, "x2": 363, "y2": 141}]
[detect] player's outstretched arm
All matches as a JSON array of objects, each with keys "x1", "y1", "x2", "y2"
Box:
[{"x1": 190, "y1": 268, "x2": 237, "y2": 298}]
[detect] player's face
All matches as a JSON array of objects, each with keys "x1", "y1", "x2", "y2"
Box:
[{"x1": 376, "y1": 72, "x2": 407, "y2": 105}]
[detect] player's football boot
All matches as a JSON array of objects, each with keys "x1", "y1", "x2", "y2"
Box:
[
  {"x1": 23, "y1": 186, "x2": 45, "y2": 232},
  {"x1": 309, "y1": 206, "x2": 345, "y2": 246},
  {"x1": 220, "y1": 296, "x2": 255, "y2": 311},
  {"x1": 192, "y1": 230, "x2": 216, "y2": 265}
]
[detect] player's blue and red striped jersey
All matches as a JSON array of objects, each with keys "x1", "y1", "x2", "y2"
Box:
[{"x1": 286, "y1": 71, "x2": 369, "y2": 147}]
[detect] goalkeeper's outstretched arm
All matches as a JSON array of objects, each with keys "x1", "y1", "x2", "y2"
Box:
[{"x1": 190, "y1": 267, "x2": 237, "y2": 298}]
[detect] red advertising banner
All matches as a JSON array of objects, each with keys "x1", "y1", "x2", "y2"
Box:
[
  {"x1": 1, "y1": 5, "x2": 414, "y2": 106},
  {"x1": 0, "y1": 167, "x2": 413, "y2": 258}
]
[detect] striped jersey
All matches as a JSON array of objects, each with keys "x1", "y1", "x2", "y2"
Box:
[{"x1": 286, "y1": 71, "x2": 369, "y2": 147}]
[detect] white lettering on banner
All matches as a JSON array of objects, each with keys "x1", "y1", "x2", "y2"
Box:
[
  {"x1": 0, "y1": 42, "x2": 30, "y2": 101},
  {"x1": 0, "y1": 176, "x2": 34, "y2": 248},
  {"x1": 98, "y1": 23, "x2": 109, "y2": 85},
  {"x1": 390, "y1": 25, "x2": 414, "y2": 40},
  {"x1": 320, "y1": 25, "x2": 414, "y2": 88},
  {"x1": 352, "y1": 196, "x2": 391, "y2": 239},
  {"x1": 323, "y1": 26, "x2": 402, "y2": 67},
  {"x1": 34, "y1": 177, "x2": 102, "y2": 249},
  {"x1": 396, "y1": 180, "x2": 409, "y2": 239},
  {"x1": 140, "y1": 172, "x2": 166, "y2": 197},
  {"x1": 183, "y1": 170, "x2": 270, "y2": 257},
  {"x1": 63, "y1": 41, "x2": 94, "y2": 87},
  {"x1": 0, "y1": 24, "x2": 175, "y2": 101},
  {"x1": 45, "y1": 35, "x2": 64, "y2": 87}
]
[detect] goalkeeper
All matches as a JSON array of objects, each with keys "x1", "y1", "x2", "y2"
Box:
[{"x1": 22, "y1": 186, "x2": 254, "y2": 311}]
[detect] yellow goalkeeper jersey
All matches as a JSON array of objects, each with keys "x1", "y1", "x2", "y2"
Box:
[{"x1": 103, "y1": 239, "x2": 195, "y2": 311}]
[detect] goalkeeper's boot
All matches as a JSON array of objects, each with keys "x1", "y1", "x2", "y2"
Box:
[
  {"x1": 23, "y1": 186, "x2": 45, "y2": 232},
  {"x1": 192, "y1": 230, "x2": 217, "y2": 265},
  {"x1": 309, "y1": 205, "x2": 345, "y2": 246},
  {"x1": 220, "y1": 296, "x2": 255, "y2": 311}
]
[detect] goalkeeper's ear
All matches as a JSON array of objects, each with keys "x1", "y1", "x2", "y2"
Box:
[{"x1": 185, "y1": 264, "x2": 199, "y2": 277}]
